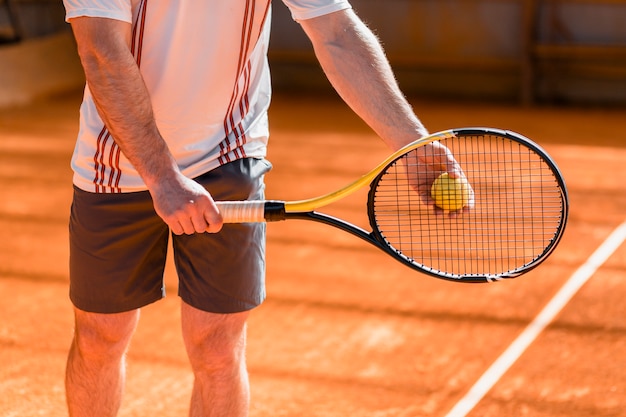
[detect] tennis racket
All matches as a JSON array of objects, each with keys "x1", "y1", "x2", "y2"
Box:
[{"x1": 216, "y1": 128, "x2": 568, "y2": 283}]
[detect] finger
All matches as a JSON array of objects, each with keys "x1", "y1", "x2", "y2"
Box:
[
  {"x1": 205, "y1": 222, "x2": 222, "y2": 234},
  {"x1": 427, "y1": 143, "x2": 462, "y2": 178},
  {"x1": 190, "y1": 212, "x2": 209, "y2": 233},
  {"x1": 178, "y1": 217, "x2": 196, "y2": 235},
  {"x1": 446, "y1": 168, "x2": 461, "y2": 179},
  {"x1": 418, "y1": 182, "x2": 436, "y2": 207},
  {"x1": 443, "y1": 155, "x2": 463, "y2": 179},
  {"x1": 170, "y1": 220, "x2": 185, "y2": 236},
  {"x1": 204, "y1": 204, "x2": 223, "y2": 234},
  {"x1": 466, "y1": 186, "x2": 476, "y2": 209}
]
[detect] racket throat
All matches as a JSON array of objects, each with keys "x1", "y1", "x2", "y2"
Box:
[
  {"x1": 285, "y1": 211, "x2": 382, "y2": 248},
  {"x1": 264, "y1": 201, "x2": 287, "y2": 222}
]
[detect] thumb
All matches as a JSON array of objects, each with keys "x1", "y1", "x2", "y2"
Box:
[{"x1": 204, "y1": 200, "x2": 224, "y2": 233}]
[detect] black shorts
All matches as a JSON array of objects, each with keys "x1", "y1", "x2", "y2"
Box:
[{"x1": 69, "y1": 158, "x2": 272, "y2": 314}]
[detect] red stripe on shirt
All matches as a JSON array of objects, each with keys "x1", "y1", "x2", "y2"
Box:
[
  {"x1": 92, "y1": 126, "x2": 108, "y2": 193},
  {"x1": 219, "y1": 0, "x2": 270, "y2": 164},
  {"x1": 97, "y1": 132, "x2": 111, "y2": 192},
  {"x1": 220, "y1": 0, "x2": 259, "y2": 163}
]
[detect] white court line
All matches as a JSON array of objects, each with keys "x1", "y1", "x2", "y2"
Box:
[{"x1": 445, "y1": 220, "x2": 626, "y2": 417}]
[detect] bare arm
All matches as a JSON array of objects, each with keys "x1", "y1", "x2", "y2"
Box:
[
  {"x1": 299, "y1": 9, "x2": 428, "y2": 151},
  {"x1": 299, "y1": 10, "x2": 472, "y2": 211},
  {"x1": 69, "y1": 17, "x2": 222, "y2": 234}
]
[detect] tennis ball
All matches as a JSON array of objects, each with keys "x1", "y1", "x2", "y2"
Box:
[{"x1": 430, "y1": 173, "x2": 471, "y2": 211}]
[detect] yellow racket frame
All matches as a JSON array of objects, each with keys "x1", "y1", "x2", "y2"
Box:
[{"x1": 284, "y1": 130, "x2": 457, "y2": 213}]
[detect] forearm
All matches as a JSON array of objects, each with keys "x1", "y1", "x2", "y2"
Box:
[
  {"x1": 71, "y1": 17, "x2": 178, "y2": 188},
  {"x1": 300, "y1": 10, "x2": 428, "y2": 151}
]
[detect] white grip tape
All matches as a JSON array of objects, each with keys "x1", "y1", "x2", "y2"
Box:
[{"x1": 216, "y1": 201, "x2": 266, "y2": 223}]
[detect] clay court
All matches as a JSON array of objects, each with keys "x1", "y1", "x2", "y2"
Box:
[{"x1": 0, "y1": 86, "x2": 624, "y2": 417}]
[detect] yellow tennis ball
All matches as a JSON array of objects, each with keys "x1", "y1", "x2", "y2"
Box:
[{"x1": 430, "y1": 173, "x2": 471, "y2": 211}]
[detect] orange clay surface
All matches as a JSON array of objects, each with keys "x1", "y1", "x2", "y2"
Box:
[{"x1": 0, "y1": 92, "x2": 625, "y2": 417}]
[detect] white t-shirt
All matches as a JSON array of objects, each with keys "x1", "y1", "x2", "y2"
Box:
[{"x1": 63, "y1": 0, "x2": 351, "y2": 193}]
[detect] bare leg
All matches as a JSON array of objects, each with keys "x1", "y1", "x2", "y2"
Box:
[
  {"x1": 181, "y1": 302, "x2": 250, "y2": 417},
  {"x1": 65, "y1": 308, "x2": 140, "y2": 417}
]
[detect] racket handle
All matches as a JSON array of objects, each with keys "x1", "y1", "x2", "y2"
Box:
[{"x1": 216, "y1": 201, "x2": 267, "y2": 223}]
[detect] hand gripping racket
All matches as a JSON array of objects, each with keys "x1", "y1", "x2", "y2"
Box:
[{"x1": 216, "y1": 128, "x2": 568, "y2": 283}]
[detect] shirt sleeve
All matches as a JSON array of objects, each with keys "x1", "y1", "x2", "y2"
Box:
[
  {"x1": 281, "y1": 0, "x2": 352, "y2": 21},
  {"x1": 63, "y1": 0, "x2": 133, "y2": 23}
]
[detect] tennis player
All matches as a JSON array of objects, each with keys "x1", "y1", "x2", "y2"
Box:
[{"x1": 62, "y1": 1, "x2": 462, "y2": 416}]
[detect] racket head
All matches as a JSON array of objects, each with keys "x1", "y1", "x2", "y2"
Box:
[{"x1": 367, "y1": 128, "x2": 568, "y2": 283}]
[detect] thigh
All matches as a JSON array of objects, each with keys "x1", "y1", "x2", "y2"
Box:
[
  {"x1": 69, "y1": 187, "x2": 169, "y2": 313},
  {"x1": 174, "y1": 158, "x2": 272, "y2": 313}
]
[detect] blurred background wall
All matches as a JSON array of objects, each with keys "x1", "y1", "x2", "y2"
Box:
[
  {"x1": 271, "y1": 0, "x2": 626, "y2": 105},
  {"x1": 1, "y1": 0, "x2": 625, "y2": 108},
  {"x1": 0, "y1": 0, "x2": 82, "y2": 108}
]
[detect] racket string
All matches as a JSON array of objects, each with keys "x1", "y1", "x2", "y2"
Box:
[{"x1": 371, "y1": 134, "x2": 565, "y2": 278}]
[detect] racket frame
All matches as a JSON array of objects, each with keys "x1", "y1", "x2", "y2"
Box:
[
  {"x1": 283, "y1": 130, "x2": 456, "y2": 213},
  {"x1": 365, "y1": 127, "x2": 569, "y2": 282},
  {"x1": 217, "y1": 127, "x2": 569, "y2": 283}
]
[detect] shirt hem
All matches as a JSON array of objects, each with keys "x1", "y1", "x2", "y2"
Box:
[
  {"x1": 65, "y1": 9, "x2": 132, "y2": 24},
  {"x1": 72, "y1": 154, "x2": 268, "y2": 194},
  {"x1": 290, "y1": 3, "x2": 352, "y2": 21}
]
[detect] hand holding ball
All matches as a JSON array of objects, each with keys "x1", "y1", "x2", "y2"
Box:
[{"x1": 430, "y1": 173, "x2": 471, "y2": 211}]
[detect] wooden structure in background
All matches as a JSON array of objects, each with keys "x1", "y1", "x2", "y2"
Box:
[
  {"x1": 0, "y1": 0, "x2": 66, "y2": 41},
  {"x1": 0, "y1": 0, "x2": 21, "y2": 43},
  {"x1": 522, "y1": 0, "x2": 626, "y2": 104},
  {"x1": 270, "y1": 0, "x2": 626, "y2": 105}
]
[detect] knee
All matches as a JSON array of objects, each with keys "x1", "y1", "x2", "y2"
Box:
[
  {"x1": 183, "y1": 311, "x2": 248, "y2": 375},
  {"x1": 187, "y1": 327, "x2": 247, "y2": 375},
  {"x1": 72, "y1": 309, "x2": 139, "y2": 362}
]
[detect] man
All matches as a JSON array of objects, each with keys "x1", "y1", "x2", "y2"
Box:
[{"x1": 63, "y1": 1, "x2": 466, "y2": 416}]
